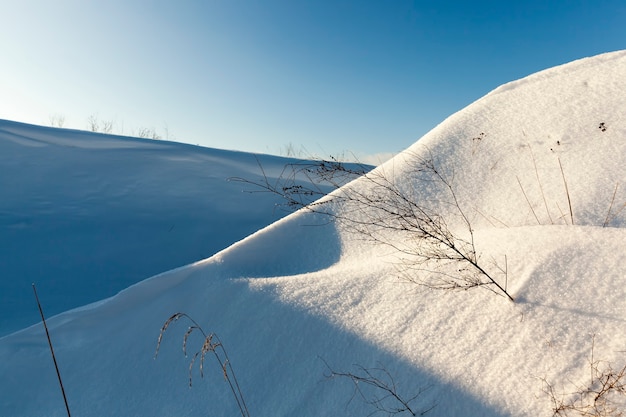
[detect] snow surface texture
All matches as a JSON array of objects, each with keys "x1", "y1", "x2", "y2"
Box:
[
  {"x1": 0, "y1": 122, "x2": 349, "y2": 336},
  {"x1": 1, "y1": 51, "x2": 625, "y2": 416}
]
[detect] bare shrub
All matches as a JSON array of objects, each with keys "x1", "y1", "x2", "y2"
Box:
[
  {"x1": 338, "y1": 152, "x2": 512, "y2": 300},
  {"x1": 232, "y1": 150, "x2": 514, "y2": 301},
  {"x1": 234, "y1": 155, "x2": 370, "y2": 208},
  {"x1": 155, "y1": 313, "x2": 250, "y2": 417},
  {"x1": 86, "y1": 114, "x2": 100, "y2": 132},
  {"x1": 49, "y1": 114, "x2": 66, "y2": 128},
  {"x1": 323, "y1": 360, "x2": 436, "y2": 416},
  {"x1": 101, "y1": 119, "x2": 114, "y2": 134},
  {"x1": 280, "y1": 142, "x2": 303, "y2": 158},
  {"x1": 86, "y1": 115, "x2": 117, "y2": 134},
  {"x1": 136, "y1": 127, "x2": 162, "y2": 140},
  {"x1": 162, "y1": 123, "x2": 175, "y2": 141},
  {"x1": 542, "y1": 337, "x2": 626, "y2": 416}
]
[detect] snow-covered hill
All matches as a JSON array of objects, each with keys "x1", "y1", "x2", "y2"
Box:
[
  {"x1": 0, "y1": 121, "x2": 352, "y2": 336},
  {"x1": 1, "y1": 50, "x2": 625, "y2": 417}
]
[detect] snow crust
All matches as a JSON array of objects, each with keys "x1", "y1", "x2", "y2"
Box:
[{"x1": 1, "y1": 50, "x2": 625, "y2": 416}]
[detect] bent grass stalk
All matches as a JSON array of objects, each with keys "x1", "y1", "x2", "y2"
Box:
[{"x1": 155, "y1": 312, "x2": 250, "y2": 417}]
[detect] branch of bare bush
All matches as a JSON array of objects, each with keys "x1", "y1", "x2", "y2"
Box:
[
  {"x1": 232, "y1": 150, "x2": 514, "y2": 301},
  {"x1": 322, "y1": 359, "x2": 436, "y2": 416},
  {"x1": 542, "y1": 336, "x2": 626, "y2": 416}
]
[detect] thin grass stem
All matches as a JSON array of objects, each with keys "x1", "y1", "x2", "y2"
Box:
[
  {"x1": 558, "y1": 157, "x2": 574, "y2": 225},
  {"x1": 33, "y1": 283, "x2": 72, "y2": 417}
]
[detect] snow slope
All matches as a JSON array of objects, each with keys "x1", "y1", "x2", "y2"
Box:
[
  {"x1": 1, "y1": 50, "x2": 625, "y2": 417},
  {"x1": 0, "y1": 121, "x2": 353, "y2": 337}
]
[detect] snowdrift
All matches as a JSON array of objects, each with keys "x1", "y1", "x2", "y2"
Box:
[
  {"x1": 1, "y1": 50, "x2": 625, "y2": 417},
  {"x1": 0, "y1": 121, "x2": 343, "y2": 336}
]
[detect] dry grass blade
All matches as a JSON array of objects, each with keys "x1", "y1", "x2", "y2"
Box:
[
  {"x1": 528, "y1": 144, "x2": 553, "y2": 224},
  {"x1": 222, "y1": 361, "x2": 229, "y2": 380},
  {"x1": 188, "y1": 351, "x2": 200, "y2": 387},
  {"x1": 517, "y1": 175, "x2": 541, "y2": 225},
  {"x1": 603, "y1": 183, "x2": 619, "y2": 227},
  {"x1": 558, "y1": 157, "x2": 574, "y2": 225},
  {"x1": 603, "y1": 183, "x2": 626, "y2": 227},
  {"x1": 155, "y1": 312, "x2": 186, "y2": 358},
  {"x1": 182, "y1": 325, "x2": 199, "y2": 356},
  {"x1": 199, "y1": 334, "x2": 217, "y2": 379},
  {"x1": 33, "y1": 283, "x2": 72, "y2": 417}
]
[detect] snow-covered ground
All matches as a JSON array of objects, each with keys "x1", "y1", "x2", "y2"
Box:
[
  {"x1": 1, "y1": 50, "x2": 625, "y2": 416},
  {"x1": 0, "y1": 122, "x2": 349, "y2": 337}
]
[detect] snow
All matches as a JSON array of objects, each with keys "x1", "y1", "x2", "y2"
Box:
[
  {"x1": 1, "y1": 50, "x2": 625, "y2": 416},
  {"x1": 0, "y1": 121, "x2": 346, "y2": 336}
]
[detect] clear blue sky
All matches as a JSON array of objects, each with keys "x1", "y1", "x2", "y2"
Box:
[{"x1": 1, "y1": 1, "x2": 625, "y2": 161}]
